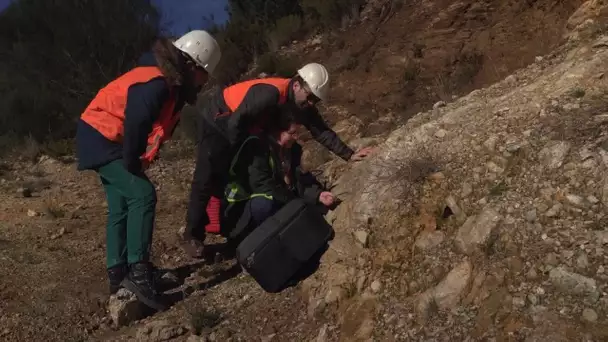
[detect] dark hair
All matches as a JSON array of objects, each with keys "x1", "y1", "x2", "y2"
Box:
[
  {"x1": 292, "y1": 75, "x2": 305, "y2": 87},
  {"x1": 268, "y1": 111, "x2": 296, "y2": 133},
  {"x1": 151, "y1": 38, "x2": 200, "y2": 103},
  {"x1": 152, "y1": 38, "x2": 189, "y2": 86}
]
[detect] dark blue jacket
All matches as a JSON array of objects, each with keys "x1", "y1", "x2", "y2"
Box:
[{"x1": 75, "y1": 53, "x2": 186, "y2": 172}]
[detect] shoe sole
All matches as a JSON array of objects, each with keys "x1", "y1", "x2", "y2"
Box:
[{"x1": 120, "y1": 279, "x2": 167, "y2": 312}]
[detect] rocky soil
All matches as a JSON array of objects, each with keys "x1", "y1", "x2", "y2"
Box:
[
  {"x1": 2, "y1": 0, "x2": 608, "y2": 341},
  {"x1": 283, "y1": 0, "x2": 586, "y2": 136},
  {"x1": 300, "y1": 6, "x2": 608, "y2": 340}
]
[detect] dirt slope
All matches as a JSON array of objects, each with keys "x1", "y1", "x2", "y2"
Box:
[
  {"x1": 1, "y1": 0, "x2": 607, "y2": 341},
  {"x1": 300, "y1": 9, "x2": 608, "y2": 341},
  {"x1": 292, "y1": 0, "x2": 584, "y2": 136}
]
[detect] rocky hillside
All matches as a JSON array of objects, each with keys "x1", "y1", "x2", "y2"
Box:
[
  {"x1": 285, "y1": 0, "x2": 585, "y2": 138},
  {"x1": 2, "y1": 0, "x2": 608, "y2": 341},
  {"x1": 300, "y1": 4, "x2": 608, "y2": 340}
]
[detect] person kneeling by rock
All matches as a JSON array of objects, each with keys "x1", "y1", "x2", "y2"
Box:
[
  {"x1": 182, "y1": 62, "x2": 374, "y2": 258},
  {"x1": 220, "y1": 112, "x2": 337, "y2": 241}
]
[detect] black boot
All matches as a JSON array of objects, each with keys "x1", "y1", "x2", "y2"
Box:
[
  {"x1": 107, "y1": 264, "x2": 127, "y2": 295},
  {"x1": 121, "y1": 262, "x2": 167, "y2": 311}
]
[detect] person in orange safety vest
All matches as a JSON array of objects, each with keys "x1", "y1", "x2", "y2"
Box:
[
  {"x1": 75, "y1": 30, "x2": 221, "y2": 311},
  {"x1": 181, "y1": 63, "x2": 375, "y2": 258}
]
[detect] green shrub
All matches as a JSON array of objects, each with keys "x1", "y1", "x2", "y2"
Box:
[
  {"x1": 300, "y1": 0, "x2": 365, "y2": 28},
  {"x1": 41, "y1": 138, "x2": 76, "y2": 158},
  {"x1": 570, "y1": 87, "x2": 586, "y2": 98},
  {"x1": 0, "y1": 0, "x2": 160, "y2": 143},
  {"x1": 267, "y1": 15, "x2": 303, "y2": 51},
  {"x1": 453, "y1": 51, "x2": 484, "y2": 87},
  {"x1": 256, "y1": 53, "x2": 301, "y2": 78}
]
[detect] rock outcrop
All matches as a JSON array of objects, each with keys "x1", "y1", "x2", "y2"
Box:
[{"x1": 301, "y1": 17, "x2": 608, "y2": 339}]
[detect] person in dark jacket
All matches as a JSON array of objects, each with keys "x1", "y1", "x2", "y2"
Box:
[
  {"x1": 75, "y1": 30, "x2": 221, "y2": 311},
  {"x1": 221, "y1": 112, "x2": 336, "y2": 240},
  {"x1": 182, "y1": 63, "x2": 372, "y2": 258}
]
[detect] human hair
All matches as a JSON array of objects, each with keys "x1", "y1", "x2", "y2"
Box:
[
  {"x1": 152, "y1": 38, "x2": 190, "y2": 86},
  {"x1": 292, "y1": 74, "x2": 305, "y2": 87},
  {"x1": 151, "y1": 37, "x2": 202, "y2": 103},
  {"x1": 279, "y1": 111, "x2": 297, "y2": 131},
  {"x1": 268, "y1": 111, "x2": 297, "y2": 134}
]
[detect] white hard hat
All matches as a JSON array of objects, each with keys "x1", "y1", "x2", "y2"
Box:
[
  {"x1": 297, "y1": 63, "x2": 329, "y2": 101},
  {"x1": 173, "y1": 30, "x2": 221, "y2": 74}
]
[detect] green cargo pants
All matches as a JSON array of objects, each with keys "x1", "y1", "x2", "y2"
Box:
[{"x1": 97, "y1": 160, "x2": 157, "y2": 268}]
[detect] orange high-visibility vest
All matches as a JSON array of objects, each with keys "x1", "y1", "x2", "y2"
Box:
[
  {"x1": 222, "y1": 78, "x2": 290, "y2": 112},
  {"x1": 80, "y1": 66, "x2": 180, "y2": 164},
  {"x1": 218, "y1": 78, "x2": 290, "y2": 135}
]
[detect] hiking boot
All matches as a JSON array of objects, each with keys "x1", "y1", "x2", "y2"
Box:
[
  {"x1": 217, "y1": 238, "x2": 240, "y2": 260},
  {"x1": 107, "y1": 264, "x2": 127, "y2": 295},
  {"x1": 180, "y1": 236, "x2": 205, "y2": 259},
  {"x1": 120, "y1": 262, "x2": 167, "y2": 311}
]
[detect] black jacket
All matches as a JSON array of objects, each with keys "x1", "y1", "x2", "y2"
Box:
[
  {"x1": 221, "y1": 136, "x2": 325, "y2": 238},
  {"x1": 200, "y1": 78, "x2": 354, "y2": 161},
  {"x1": 229, "y1": 136, "x2": 322, "y2": 205}
]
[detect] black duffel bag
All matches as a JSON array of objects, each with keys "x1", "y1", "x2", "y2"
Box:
[{"x1": 235, "y1": 198, "x2": 334, "y2": 293}]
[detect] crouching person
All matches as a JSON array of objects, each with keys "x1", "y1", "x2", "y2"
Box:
[{"x1": 221, "y1": 112, "x2": 336, "y2": 241}]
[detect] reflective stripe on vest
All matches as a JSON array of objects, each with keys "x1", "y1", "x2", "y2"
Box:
[
  {"x1": 225, "y1": 136, "x2": 275, "y2": 203},
  {"x1": 80, "y1": 66, "x2": 180, "y2": 164},
  {"x1": 222, "y1": 78, "x2": 290, "y2": 112}
]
